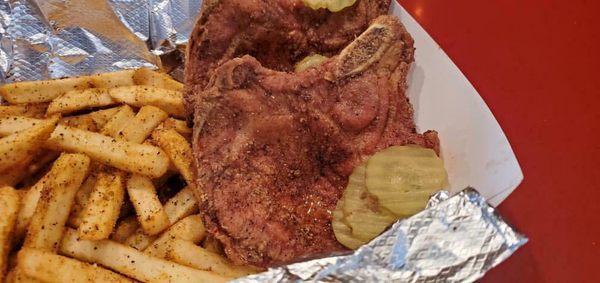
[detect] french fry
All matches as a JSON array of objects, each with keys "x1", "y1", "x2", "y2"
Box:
[
  {"x1": 165, "y1": 239, "x2": 258, "y2": 279},
  {"x1": 59, "y1": 229, "x2": 227, "y2": 283},
  {"x1": 87, "y1": 107, "x2": 122, "y2": 128},
  {"x1": 78, "y1": 170, "x2": 125, "y2": 240},
  {"x1": 67, "y1": 174, "x2": 97, "y2": 228},
  {"x1": 0, "y1": 187, "x2": 20, "y2": 282},
  {"x1": 54, "y1": 106, "x2": 123, "y2": 133},
  {"x1": 159, "y1": 118, "x2": 191, "y2": 138},
  {"x1": 124, "y1": 186, "x2": 198, "y2": 250},
  {"x1": 47, "y1": 88, "x2": 117, "y2": 115},
  {"x1": 0, "y1": 161, "x2": 30, "y2": 187},
  {"x1": 17, "y1": 248, "x2": 132, "y2": 283},
  {"x1": 133, "y1": 68, "x2": 184, "y2": 91},
  {"x1": 99, "y1": 105, "x2": 135, "y2": 138},
  {"x1": 23, "y1": 153, "x2": 90, "y2": 251},
  {"x1": 0, "y1": 116, "x2": 43, "y2": 136},
  {"x1": 88, "y1": 70, "x2": 136, "y2": 88},
  {"x1": 124, "y1": 230, "x2": 157, "y2": 251},
  {"x1": 126, "y1": 174, "x2": 170, "y2": 235},
  {"x1": 117, "y1": 106, "x2": 168, "y2": 143},
  {"x1": 202, "y1": 235, "x2": 224, "y2": 255},
  {"x1": 108, "y1": 86, "x2": 185, "y2": 118},
  {"x1": 0, "y1": 70, "x2": 135, "y2": 104},
  {"x1": 144, "y1": 215, "x2": 207, "y2": 258},
  {"x1": 15, "y1": 176, "x2": 48, "y2": 240},
  {"x1": 14, "y1": 151, "x2": 60, "y2": 189},
  {"x1": 0, "y1": 118, "x2": 58, "y2": 186},
  {"x1": 0, "y1": 104, "x2": 47, "y2": 119},
  {"x1": 152, "y1": 128, "x2": 194, "y2": 185},
  {"x1": 59, "y1": 115, "x2": 98, "y2": 131},
  {"x1": 163, "y1": 186, "x2": 199, "y2": 224},
  {"x1": 0, "y1": 116, "x2": 58, "y2": 172},
  {"x1": 46, "y1": 125, "x2": 170, "y2": 178},
  {"x1": 6, "y1": 267, "x2": 42, "y2": 283},
  {"x1": 0, "y1": 78, "x2": 89, "y2": 104},
  {"x1": 111, "y1": 216, "x2": 139, "y2": 243}
]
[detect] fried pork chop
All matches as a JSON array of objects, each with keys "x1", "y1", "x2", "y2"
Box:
[
  {"x1": 184, "y1": 0, "x2": 391, "y2": 116},
  {"x1": 187, "y1": 16, "x2": 439, "y2": 267}
]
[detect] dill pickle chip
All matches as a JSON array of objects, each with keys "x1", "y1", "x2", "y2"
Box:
[
  {"x1": 327, "y1": 0, "x2": 357, "y2": 12},
  {"x1": 295, "y1": 54, "x2": 328, "y2": 72},
  {"x1": 365, "y1": 145, "x2": 448, "y2": 217},
  {"x1": 331, "y1": 201, "x2": 363, "y2": 250},
  {"x1": 302, "y1": 0, "x2": 327, "y2": 10},
  {"x1": 301, "y1": 0, "x2": 357, "y2": 12},
  {"x1": 334, "y1": 163, "x2": 397, "y2": 248}
]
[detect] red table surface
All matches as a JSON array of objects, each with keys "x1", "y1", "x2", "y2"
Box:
[{"x1": 397, "y1": 0, "x2": 600, "y2": 282}]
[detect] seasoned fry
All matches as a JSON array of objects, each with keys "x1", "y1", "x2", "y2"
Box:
[
  {"x1": 124, "y1": 186, "x2": 198, "y2": 250},
  {"x1": 124, "y1": 230, "x2": 157, "y2": 250},
  {"x1": 87, "y1": 107, "x2": 122, "y2": 128},
  {"x1": 88, "y1": 69, "x2": 135, "y2": 88},
  {"x1": 165, "y1": 239, "x2": 258, "y2": 279},
  {"x1": 118, "y1": 106, "x2": 168, "y2": 143},
  {"x1": 0, "y1": 104, "x2": 47, "y2": 119},
  {"x1": 0, "y1": 187, "x2": 20, "y2": 282},
  {"x1": 47, "y1": 88, "x2": 117, "y2": 115},
  {"x1": 78, "y1": 170, "x2": 125, "y2": 240},
  {"x1": 0, "y1": 70, "x2": 135, "y2": 104},
  {"x1": 17, "y1": 248, "x2": 132, "y2": 283},
  {"x1": 163, "y1": 186, "x2": 199, "y2": 224},
  {"x1": 67, "y1": 174, "x2": 97, "y2": 228},
  {"x1": 144, "y1": 215, "x2": 207, "y2": 258},
  {"x1": 133, "y1": 68, "x2": 183, "y2": 91},
  {"x1": 108, "y1": 86, "x2": 185, "y2": 118},
  {"x1": 14, "y1": 176, "x2": 48, "y2": 240},
  {"x1": 99, "y1": 105, "x2": 135, "y2": 137},
  {"x1": 0, "y1": 149, "x2": 57, "y2": 187},
  {"x1": 126, "y1": 174, "x2": 170, "y2": 235},
  {"x1": 159, "y1": 118, "x2": 191, "y2": 138},
  {"x1": 46, "y1": 125, "x2": 170, "y2": 178},
  {"x1": 6, "y1": 267, "x2": 42, "y2": 283},
  {"x1": 16, "y1": 151, "x2": 60, "y2": 188},
  {"x1": 0, "y1": 116, "x2": 58, "y2": 172},
  {"x1": 0, "y1": 116, "x2": 43, "y2": 136},
  {"x1": 0, "y1": 161, "x2": 30, "y2": 187},
  {"x1": 24, "y1": 153, "x2": 90, "y2": 251},
  {"x1": 111, "y1": 216, "x2": 139, "y2": 243},
  {"x1": 0, "y1": 78, "x2": 89, "y2": 104},
  {"x1": 60, "y1": 229, "x2": 228, "y2": 283},
  {"x1": 0, "y1": 126, "x2": 60, "y2": 185},
  {"x1": 202, "y1": 235, "x2": 224, "y2": 255},
  {"x1": 59, "y1": 115, "x2": 98, "y2": 131},
  {"x1": 152, "y1": 128, "x2": 194, "y2": 185}
]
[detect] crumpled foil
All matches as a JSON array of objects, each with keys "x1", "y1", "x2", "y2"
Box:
[
  {"x1": 0, "y1": 1, "x2": 527, "y2": 281},
  {"x1": 0, "y1": 0, "x2": 199, "y2": 83},
  {"x1": 236, "y1": 188, "x2": 527, "y2": 283}
]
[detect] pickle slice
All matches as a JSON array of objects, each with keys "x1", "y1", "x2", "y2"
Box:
[
  {"x1": 332, "y1": 201, "x2": 363, "y2": 250},
  {"x1": 302, "y1": 0, "x2": 357, "y2": 12},
  {"x1": 295, "y1": 54, "x2": 328, "y2": 72},
  {"x1": 365, "y1": 146, "x2": 448, "y2": 217},
  {"x1": 333, "y1": 163, "x2": 397, "y2": 248}
]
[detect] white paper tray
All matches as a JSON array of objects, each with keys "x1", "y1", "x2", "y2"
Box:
[{"x1": 392, "y1": 3, "x2": 523, "y2": 206}]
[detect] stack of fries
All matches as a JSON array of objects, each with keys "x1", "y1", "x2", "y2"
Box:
[{"x1": 0, "y1": 69, "x2": 257, "y2": 282}]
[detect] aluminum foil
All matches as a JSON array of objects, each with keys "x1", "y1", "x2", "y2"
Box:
[
  {"x1": 236, "y1": 188, "x2": 527, "y2": 283},
  {"x1": 0, "y1": 0, "x2": 200, "y2": 83},
  {"x1": 0, "y1": 1, "x2": 527, "y2": 281}
]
